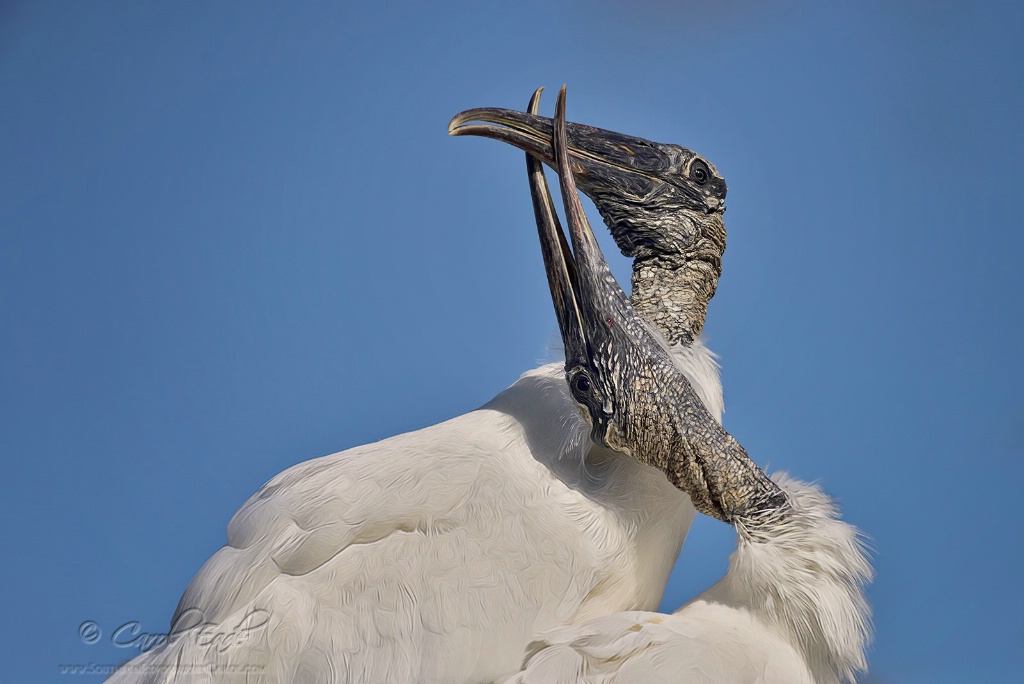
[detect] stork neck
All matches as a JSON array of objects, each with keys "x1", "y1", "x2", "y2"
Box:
[
  {"x1": 635, "y1": 379, "x2": 786, "y2": 525},
  {"x1": 630, "y1": 255, "x2": 721, "y2": 345},
  {"x1": 625, "y1": 209, "x2": 726, "y2": 346},
  {"x1": 676, "y1": 432, "x2": 788, "y2": 527}
]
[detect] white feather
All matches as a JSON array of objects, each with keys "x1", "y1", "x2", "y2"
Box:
[
  {"x1": 504, "y1": 475, "x2": 873, "y2": 684},
  {"x1": 107, "y1": 340, "x2": 722, "y2": 683}
]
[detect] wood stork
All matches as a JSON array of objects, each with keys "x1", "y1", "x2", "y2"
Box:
[
  {"x1": 107, "y1": 93, "x2": 732, "y2": 683},
  {"x1": 505, "y1": 87, "x2": 873, "y2": 684}
]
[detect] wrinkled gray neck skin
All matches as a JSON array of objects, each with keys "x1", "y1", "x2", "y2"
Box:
[
  {"x1": 602, "y1": 342, "x2": 787, "y2": 529},
  {"x1": 588, "y1": 187, "x2": 726, "y2": 346}
]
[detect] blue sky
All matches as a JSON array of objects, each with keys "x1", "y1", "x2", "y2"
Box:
[{"x1": 2, "y1": 2, "x2": 1022, "y2": 682}]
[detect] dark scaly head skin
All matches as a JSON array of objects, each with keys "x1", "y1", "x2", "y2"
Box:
[
  {"x1": 450, "y1": 91, "x2": 727, "y2": 345},
  {"x1": 525, "y1": 87, "x2": 786, "y2": 526}
]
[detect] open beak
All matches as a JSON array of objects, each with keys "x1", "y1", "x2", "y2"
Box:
[{"x1": 522, "y1": 87, "x2": 636, "y2": 372}]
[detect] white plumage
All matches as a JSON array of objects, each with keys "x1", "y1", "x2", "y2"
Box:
[
  {"x1": 108, "y1": 341, "x2": 724, "y2": 683},
  {"x1": 504, "y1": 475, "x2": 872, "y2": 684}
]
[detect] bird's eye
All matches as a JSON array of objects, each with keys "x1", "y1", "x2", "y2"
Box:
[
  {"x1": 690, "y1": 160, "x2": 710, "y2": 186},
  {"x1": 571, "y1": 373, "x2": 592, "y2": 398}
]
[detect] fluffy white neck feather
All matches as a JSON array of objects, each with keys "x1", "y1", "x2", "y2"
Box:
[{"x1": 701, "y1": 474, "x2": 873, "y2": 684}]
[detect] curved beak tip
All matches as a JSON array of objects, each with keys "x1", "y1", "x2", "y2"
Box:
[{"x1": 447, "y1": 114, "x2": 466, "y2": 136}]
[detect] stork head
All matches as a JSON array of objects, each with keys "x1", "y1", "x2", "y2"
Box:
[
  {"x1": 528, "y1": 87, "x2": 785, "y2": 525},
  {"x1": 450, "y1": 90, "x2": 728, "y2": 344},
  {"x1": 449, "y1": 95, "x2": 726, "y2": 237}
]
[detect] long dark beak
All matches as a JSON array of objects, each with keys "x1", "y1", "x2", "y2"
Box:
[
  {"x1": 524, "y1": 87, "x2": 637, "y2": 370},
  {"x1": 451, "y1": 99, "x2": 673, "y2": 177},
  {"x1": 450, "y1": 92, "x2": 697, "y2": 210},
  {"x1": 522, "y1": 89, "x2": 585, "y2": 361}
]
